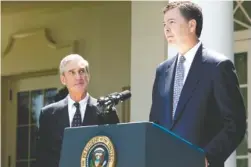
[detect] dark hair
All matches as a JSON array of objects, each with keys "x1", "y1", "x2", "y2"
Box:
[{"x1": 163, "y1": 1, "x2": 203, "y2": 38}]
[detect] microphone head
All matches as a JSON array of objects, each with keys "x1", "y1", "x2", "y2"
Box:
[{"x1": 119, "y1": 90, "x2": 131, "y2": 101}]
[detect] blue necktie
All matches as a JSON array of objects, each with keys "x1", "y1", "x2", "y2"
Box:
[
  {"x1": 173, "y1": 56, "x2": 186, "y2": 119},
  {"x1": 71, "y1": 102, "x2": 82, "y2": 127}
]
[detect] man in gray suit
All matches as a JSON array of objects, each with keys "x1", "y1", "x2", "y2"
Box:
[{"x1": 36, "y1": 54, "x2": 119, "y2": 167}]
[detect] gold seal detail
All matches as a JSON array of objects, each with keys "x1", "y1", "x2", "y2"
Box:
[{"x1": 81, "y1": 136, "x2": 116, "y2": 167}]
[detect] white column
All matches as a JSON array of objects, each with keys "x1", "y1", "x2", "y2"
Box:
[
  {"x1": 131, "y1": 1, "x2": 167, "y2": 121},
  {"x1": 194, "y1": 1, "x2": 235, "y2": 167},
  {"x1": 196, "y1": 1, "x2": 234, "y2": 61}
]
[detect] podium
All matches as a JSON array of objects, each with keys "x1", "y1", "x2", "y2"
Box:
[{"x1": 59, "y1": 122, "x2": 205, "y2": 167}]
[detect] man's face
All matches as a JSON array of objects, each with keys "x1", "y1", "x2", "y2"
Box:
[
  {"x1": 163, "y1": 7, "x2": 195, "y2": 46},
  {"x1": 60, "y1": 59, "x2": 89, "y2": 95}
]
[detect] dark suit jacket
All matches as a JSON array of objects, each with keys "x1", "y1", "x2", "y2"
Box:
[
  {"x1": 36, "y1": 95, "x2": 119, "y2": 167},
  {"x1": 149, "y1": 44, "x2": 246, "y2": 166}
]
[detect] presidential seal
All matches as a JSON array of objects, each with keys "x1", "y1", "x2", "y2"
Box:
[{"x1": 81, "y1": 136, "x2": 116, "y2": 167}]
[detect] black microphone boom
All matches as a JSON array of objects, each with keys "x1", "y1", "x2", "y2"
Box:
[{"x1": 97, "y1": 90, "x2": 131, "y2": 109}]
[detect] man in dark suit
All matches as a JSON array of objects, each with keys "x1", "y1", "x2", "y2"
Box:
[
  {"x1": 149, "y1": 1, "x2": 246, "y2": 167},
  {"x1": 36, "y1": 54, "x2": 119, "y2": 167}
]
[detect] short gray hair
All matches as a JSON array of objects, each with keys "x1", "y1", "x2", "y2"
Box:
[{"x1": 59, "y1": 54, "x2": 89, "y2": 75}]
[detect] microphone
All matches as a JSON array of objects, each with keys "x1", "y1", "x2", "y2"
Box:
[
  {"x1": 97, "y1": 90, "x2": 131, "y2": 107},
  {"x1": 95, "y1": 90, "x2": 131, "y2": 114}
]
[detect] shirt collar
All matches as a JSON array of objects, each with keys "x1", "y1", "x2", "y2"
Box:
[
  {"x1": 68, "y1": 93, "x2": 89, "y2": 108},
  {"x1": 178, "y1": 41, "x2": 202, "y2": 64}
]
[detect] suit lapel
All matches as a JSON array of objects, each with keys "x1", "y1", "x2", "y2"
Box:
[
  {"x1": 171, "y1": 45, "x2": 206, "y2": 127},
  {"x1": 82, "y1": 96, "x2": 98, "y2": 126},
  {"x1": 55, "y1": 97, "x2": 70, "y2": 128},
  {"x1": 164, "y1": 56, "x2": 178, "y2": 129},
  {"x1": 55, "y1": 96, "x2": 98, "y2": 127}
]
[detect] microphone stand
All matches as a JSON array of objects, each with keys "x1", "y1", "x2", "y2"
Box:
[
  {"x1": 96, "y1": 102, "x2": 115, "y2": 125},
  {"x1": 95, "y1": 90, "x2": 131, "y2": 124},
  {"x1": 97, "y1": 95, "x2": 118, "y2": 112}
]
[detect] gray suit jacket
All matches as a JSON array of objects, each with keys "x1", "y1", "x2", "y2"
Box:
[{"x1": 36, "y1": 96, "x2": 119, "y2": 167}]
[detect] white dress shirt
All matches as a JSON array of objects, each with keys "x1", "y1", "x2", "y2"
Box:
[
  {"x1": 68, "y1": 93, "x2": 89, "y2": 126},
  {"x1": 177, "y1": 41, "x2": 202, "y2": 84}
]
